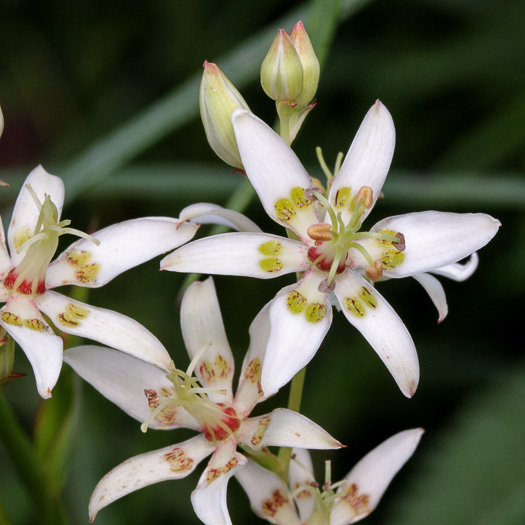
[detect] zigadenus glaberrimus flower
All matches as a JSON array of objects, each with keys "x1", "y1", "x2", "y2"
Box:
[
  {"x1": 64, "y1": 277, "x2": 342, "y2": 525},
  {"x1": 161, "y1": 102, "x2": 500, "y2": 398},
  {"x1": 236, "y1": 428, "x2": 423, "y2": 525},
  {"x1": 0, "y1": 166, "x2": 198, "y2": 398}
]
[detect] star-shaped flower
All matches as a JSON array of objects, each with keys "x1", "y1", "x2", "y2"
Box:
[
  {"x1": 0, "y1": 166, "x2": 198, "y2": 398},
  {"x1": 237, "y1": 428, "x2": 424, "y2": 525},
  {"x1": 161, "y1": 102, "x2": 500, "y2": 398},
  {"x1": 64, "y1": 277, "x2": 342, "y2": 525}
]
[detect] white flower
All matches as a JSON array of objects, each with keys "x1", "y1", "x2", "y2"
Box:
[
  {"x1": 0, "y1": 166, "x2": 198, "y2": 398},
  {"x1": 236, "y1": 428, "x2": 424, "y2": 525},
  {"x1": 64, "y1": 277, "x2": 342, "y2": 525},
  {"x1": 161, "y1": 103, "x2": 500, "y2": 398}
]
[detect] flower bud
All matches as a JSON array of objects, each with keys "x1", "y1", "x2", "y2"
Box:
[
  {"x1": 260, "y1": 29, "x2": 303, "y2": 104},
  {"x1": 0, "y1": 105, "x2": 4, "y2": 138},
  {"x1": 290, "y1": 21, "x2": 320, "y2": 108},
  {"x1": 199, "y1": 61, "x2": 250, "y2": 169}
]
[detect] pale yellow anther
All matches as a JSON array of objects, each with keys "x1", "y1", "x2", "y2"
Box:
[
  {"x1": 307, "y1": 223, "x2": 333, "y2": 242},
  {"x1": 365, "y1": 259, "x2": 383, "y2": 282},
  {"x1": 310, "y1": 176, "x2": 326, "y2": 194},
  {"x1": 355, "y1": 186, "x2": 374, "y2": 209}
]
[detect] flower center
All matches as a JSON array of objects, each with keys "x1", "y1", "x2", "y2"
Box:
[
  {"x1": 3, "y1": 185, "x2": 99, "y2": 296},
  {"x1": 142, "y1": 347, "x2": 240, "y2": 443},
  {"x1": 304, "y1": 187, "x2": 402, "y2": 287}
]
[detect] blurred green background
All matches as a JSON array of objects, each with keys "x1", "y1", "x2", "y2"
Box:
[{"x1": 1, "y1": 0, "x2": 524, "y2": 524}]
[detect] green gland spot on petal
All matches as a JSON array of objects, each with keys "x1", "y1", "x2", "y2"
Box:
[
  {"x1": 260, "y1": 258, "x2": 283, "y2": 273},
  {"x1": 287, "y1": 290, "x2": 327, "y2": 323},
  {"x1": 259, "y1": 240, "x2": 283, "y2": 256},
  {"x1": 305, "y1": 302, "x2": 327, "y2": 322},
  {"x1": 333, "y1": 186, "x2": 352, "y2": 209},
  {"x1": 287, "y1": 290, "x2": 307, "y2": 314},
  {"x1": 379, "y1": 229, "x2": 405, "y2": 270},
  {"x1": 275, "y1": 198, "x2": 297, "y2": 222},
  {"x1": 274, "y1": 187, "x2": 313, "y2": 223},
  {"x1": 344, "y1": 287, "x2": 378, "y2": 318}
]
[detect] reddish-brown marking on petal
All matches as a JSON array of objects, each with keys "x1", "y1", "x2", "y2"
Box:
[
  {"x1": 262, "y1": 489, "x2": 289, "y2": 517},
  {"x1": 163, "y1": 448, "x2": 194, "y2": 473}
]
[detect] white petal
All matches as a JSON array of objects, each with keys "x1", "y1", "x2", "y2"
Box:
[
  {"x1": 37, "y1": 291, "x2": 172, "y2": 371},
  {"x1": 431, "y1": 253, "x2": 479, "y2": 281},
  {"x1": 372, "y1": 211, "x2": 500, "y2": 278},
  {"x1": 46, "y1": 218, "x2": 198, "y2": 289},
  {"x1": 328, "y1": 101, "x2": 395, "y2": 224},
  {"x1": 181, "y1": 277, "x2": 234, "y2": 404},
  {"x1": 179, "y1": 203, "x2": 262, "y2": 233},
  {"x1": 64, "y1": 345, "x2": 200, "y2": 430},
  {"x1": 238, "y1": 409, "x2": 342, "y2": 450},
  {"x1": 161, "y1": 232, "x2": 308, "y2": 279},
  {"x1": 234, "y1": 302, "x2": 271, "y2": 418},
  {"x1": 289, "y1": 448, "x2": 316, "y2": 522},
  {"x1": 333, "y1": 270, "x2": 419, "y2": 398},
  {"x1": 191, "y1": 439, "x2": 247, "y2": 525},
  {"x1": 89, "y1": 435, "x2": 214, "y2": 521},
  {"x1": 236, "y1": 459, "x2": 301, "y2": 525},
  {"x1": 0, "y1": 216, "x2": 12, "y2": 277},
  {"x1": 330, "y1": 428, "x2": 424, "y2": 525},
  {"x1": 412, "y1": 273, "x2": 448, "y2": 323},
  {"x1": 232, "y1": 109, "x2": 319, "y2": 239},
  {"x1": 8, "y1": 166, "x2": 65, "y2": 267},
  {"x1": 0, "y1": 295, "x2": 62, "y2": 398},
  {"x1": 261, "y1": 271, "x2": 333, "y2": 397}
]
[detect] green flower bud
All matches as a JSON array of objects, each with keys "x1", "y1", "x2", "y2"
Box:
[
  {"x1": 260, "y1": 29, "x2": 303, "y2": 104},
  {"x1": 199, "y1": 61, "x2": 249, "y2": 169},
  {"x1": 290, "y1": 21, "x2": 320, "y2": 108}
]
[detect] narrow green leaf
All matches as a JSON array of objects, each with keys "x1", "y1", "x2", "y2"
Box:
[{"x1": 34, "y1": 369, "x2": 81, "y2": 495}]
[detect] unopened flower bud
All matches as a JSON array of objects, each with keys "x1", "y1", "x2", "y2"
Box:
[
  {"x1": 199, "y1": 61, "x2": 250, "y2": 169},
  {"x1": 290, "y1": 21, "x2": 320, "y2": 108},
  {"x1": 0, "y1": 105, "x2": 4, "y2": 138},
  {"x1": 260, "y1": 29, "x2": 303, "y2": 103}
]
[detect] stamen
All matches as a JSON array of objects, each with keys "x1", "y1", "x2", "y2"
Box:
[
  {"x1": 186, "y1": 342, "x2": 212, "y2": 377},
  {"x1": 333, "y1": 152, "x2": 344, "y2": 178},
  {"x1": 315, "y1": 147, "x2": 334, "y2": 184},
  {"x1": 365, "y1": 259, "x2": 384, "y2": 282},
  {"x1": 354, "y1": 186, "x2": 373, "y2": 209},
  {"x1": 307, "y1": 223, "x2": 333, "y2": 242}
]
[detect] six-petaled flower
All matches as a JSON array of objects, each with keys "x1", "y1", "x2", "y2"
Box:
[{"x1": 64, "y1": 277, "x2": 342, "y2": 525}]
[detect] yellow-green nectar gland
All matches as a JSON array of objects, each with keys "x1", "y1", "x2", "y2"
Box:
[
  {"x1": 3, "y1": 185, "x2": 100, "y2": 296},
  {"x1": 141, "y1": 348, "x2": 240, "y2": 442},
  {"x1": 304, "y1": 187, "x2": 405, "y2": 288}
]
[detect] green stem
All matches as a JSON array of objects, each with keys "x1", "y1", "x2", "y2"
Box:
[
  {"x1": 277, "y1": 366, "x2": 307, "y2": 481},
  {"x1": 0, "y1": 395, "x2": 68, "y2": 525}
]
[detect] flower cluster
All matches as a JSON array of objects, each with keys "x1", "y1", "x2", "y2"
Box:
[{"x1": 0, "y1": 21, "x2": 501, "y2": 525}]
